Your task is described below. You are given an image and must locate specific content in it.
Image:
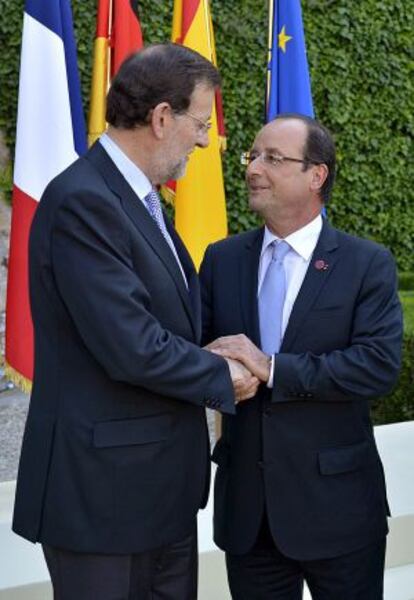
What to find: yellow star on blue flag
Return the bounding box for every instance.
[278,25,292,53]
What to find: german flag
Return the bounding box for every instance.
[163,0,227,270]
[88,0,143,145]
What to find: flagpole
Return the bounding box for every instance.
[203,0,213,61]
[266,0,274,118]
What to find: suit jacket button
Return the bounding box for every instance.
[257,461,265,469]
[263,408,271,417]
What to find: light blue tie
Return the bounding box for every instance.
[144,189,187,286]
[259,240,290,355]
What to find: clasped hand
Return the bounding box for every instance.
[205,334,271,404]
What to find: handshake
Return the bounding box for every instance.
[205,334,271,404]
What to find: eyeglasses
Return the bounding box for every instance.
[241,151,320,168]
[181,110,212,134]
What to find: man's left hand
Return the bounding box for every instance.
[206,334,271,383]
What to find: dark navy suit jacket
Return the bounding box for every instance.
[13,142,235,554]
[200,221,402,560]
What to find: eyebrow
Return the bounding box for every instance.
[251,146,284,154]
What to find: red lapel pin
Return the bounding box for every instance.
[314,259,329,271]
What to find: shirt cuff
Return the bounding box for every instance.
[266,355,275,388]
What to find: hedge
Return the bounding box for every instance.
[371,294,414,425]
[398,272,414,292]
[1,0,413,269]
[0,0,413,423]
[372,335,414,425]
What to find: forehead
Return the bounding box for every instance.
[188,82,215,114]
[253,119,308,153]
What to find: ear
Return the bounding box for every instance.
[150,102,173,140]
[310,163,328,193]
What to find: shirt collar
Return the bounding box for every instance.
[261,214,323,261]
[99,132,152,200]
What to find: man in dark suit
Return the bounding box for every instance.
[200,114,403,599]
[12,44,258,599]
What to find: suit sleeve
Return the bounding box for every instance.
[273,248,403,402]
[51,190,235,413]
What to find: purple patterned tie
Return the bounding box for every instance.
[144,189,173,244]
[144,189,187,286]
[259,240,290,355]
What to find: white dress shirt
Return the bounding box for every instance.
[99,132,152,202]
[258,214,323,386]
[99,133,187,286]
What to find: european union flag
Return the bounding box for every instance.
[266,0,314,121]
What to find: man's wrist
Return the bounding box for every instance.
[266,354,275,388]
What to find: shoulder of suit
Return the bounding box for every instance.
[46,141,112,189]
[327,222,393,259]
[34,158,128,241]
[43,153,95,190]
[40,150,111,210]
[207,228,263,254]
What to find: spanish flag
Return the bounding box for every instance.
[88,0,143,145]
[165,0,227,270]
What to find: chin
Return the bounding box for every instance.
[174,167,187,180]
[167,160,187,182]
[248,196,264,213]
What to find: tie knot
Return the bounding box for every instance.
[271,240,290,263]
[144,189,162,211]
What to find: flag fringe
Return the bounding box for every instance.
[219,135,227,153]
[160,185,176,205]
[4,363,32,394]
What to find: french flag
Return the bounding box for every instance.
[5,0,86,388]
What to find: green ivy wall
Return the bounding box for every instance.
[0,0,413,267]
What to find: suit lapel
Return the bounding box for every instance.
[86,143,197,338]
[239,229,263,347]
[165,217,201,341]
[281,220,340,351]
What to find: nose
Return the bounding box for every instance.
[246,154,264,175]
[196,128,210,149]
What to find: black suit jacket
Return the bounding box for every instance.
[13,142,235,554]
[200,221,402,560]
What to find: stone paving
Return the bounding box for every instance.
[0,390,28,482]
[0,183,19,483]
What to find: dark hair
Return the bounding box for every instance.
[275,113,336,203]
[106,43,221,129]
